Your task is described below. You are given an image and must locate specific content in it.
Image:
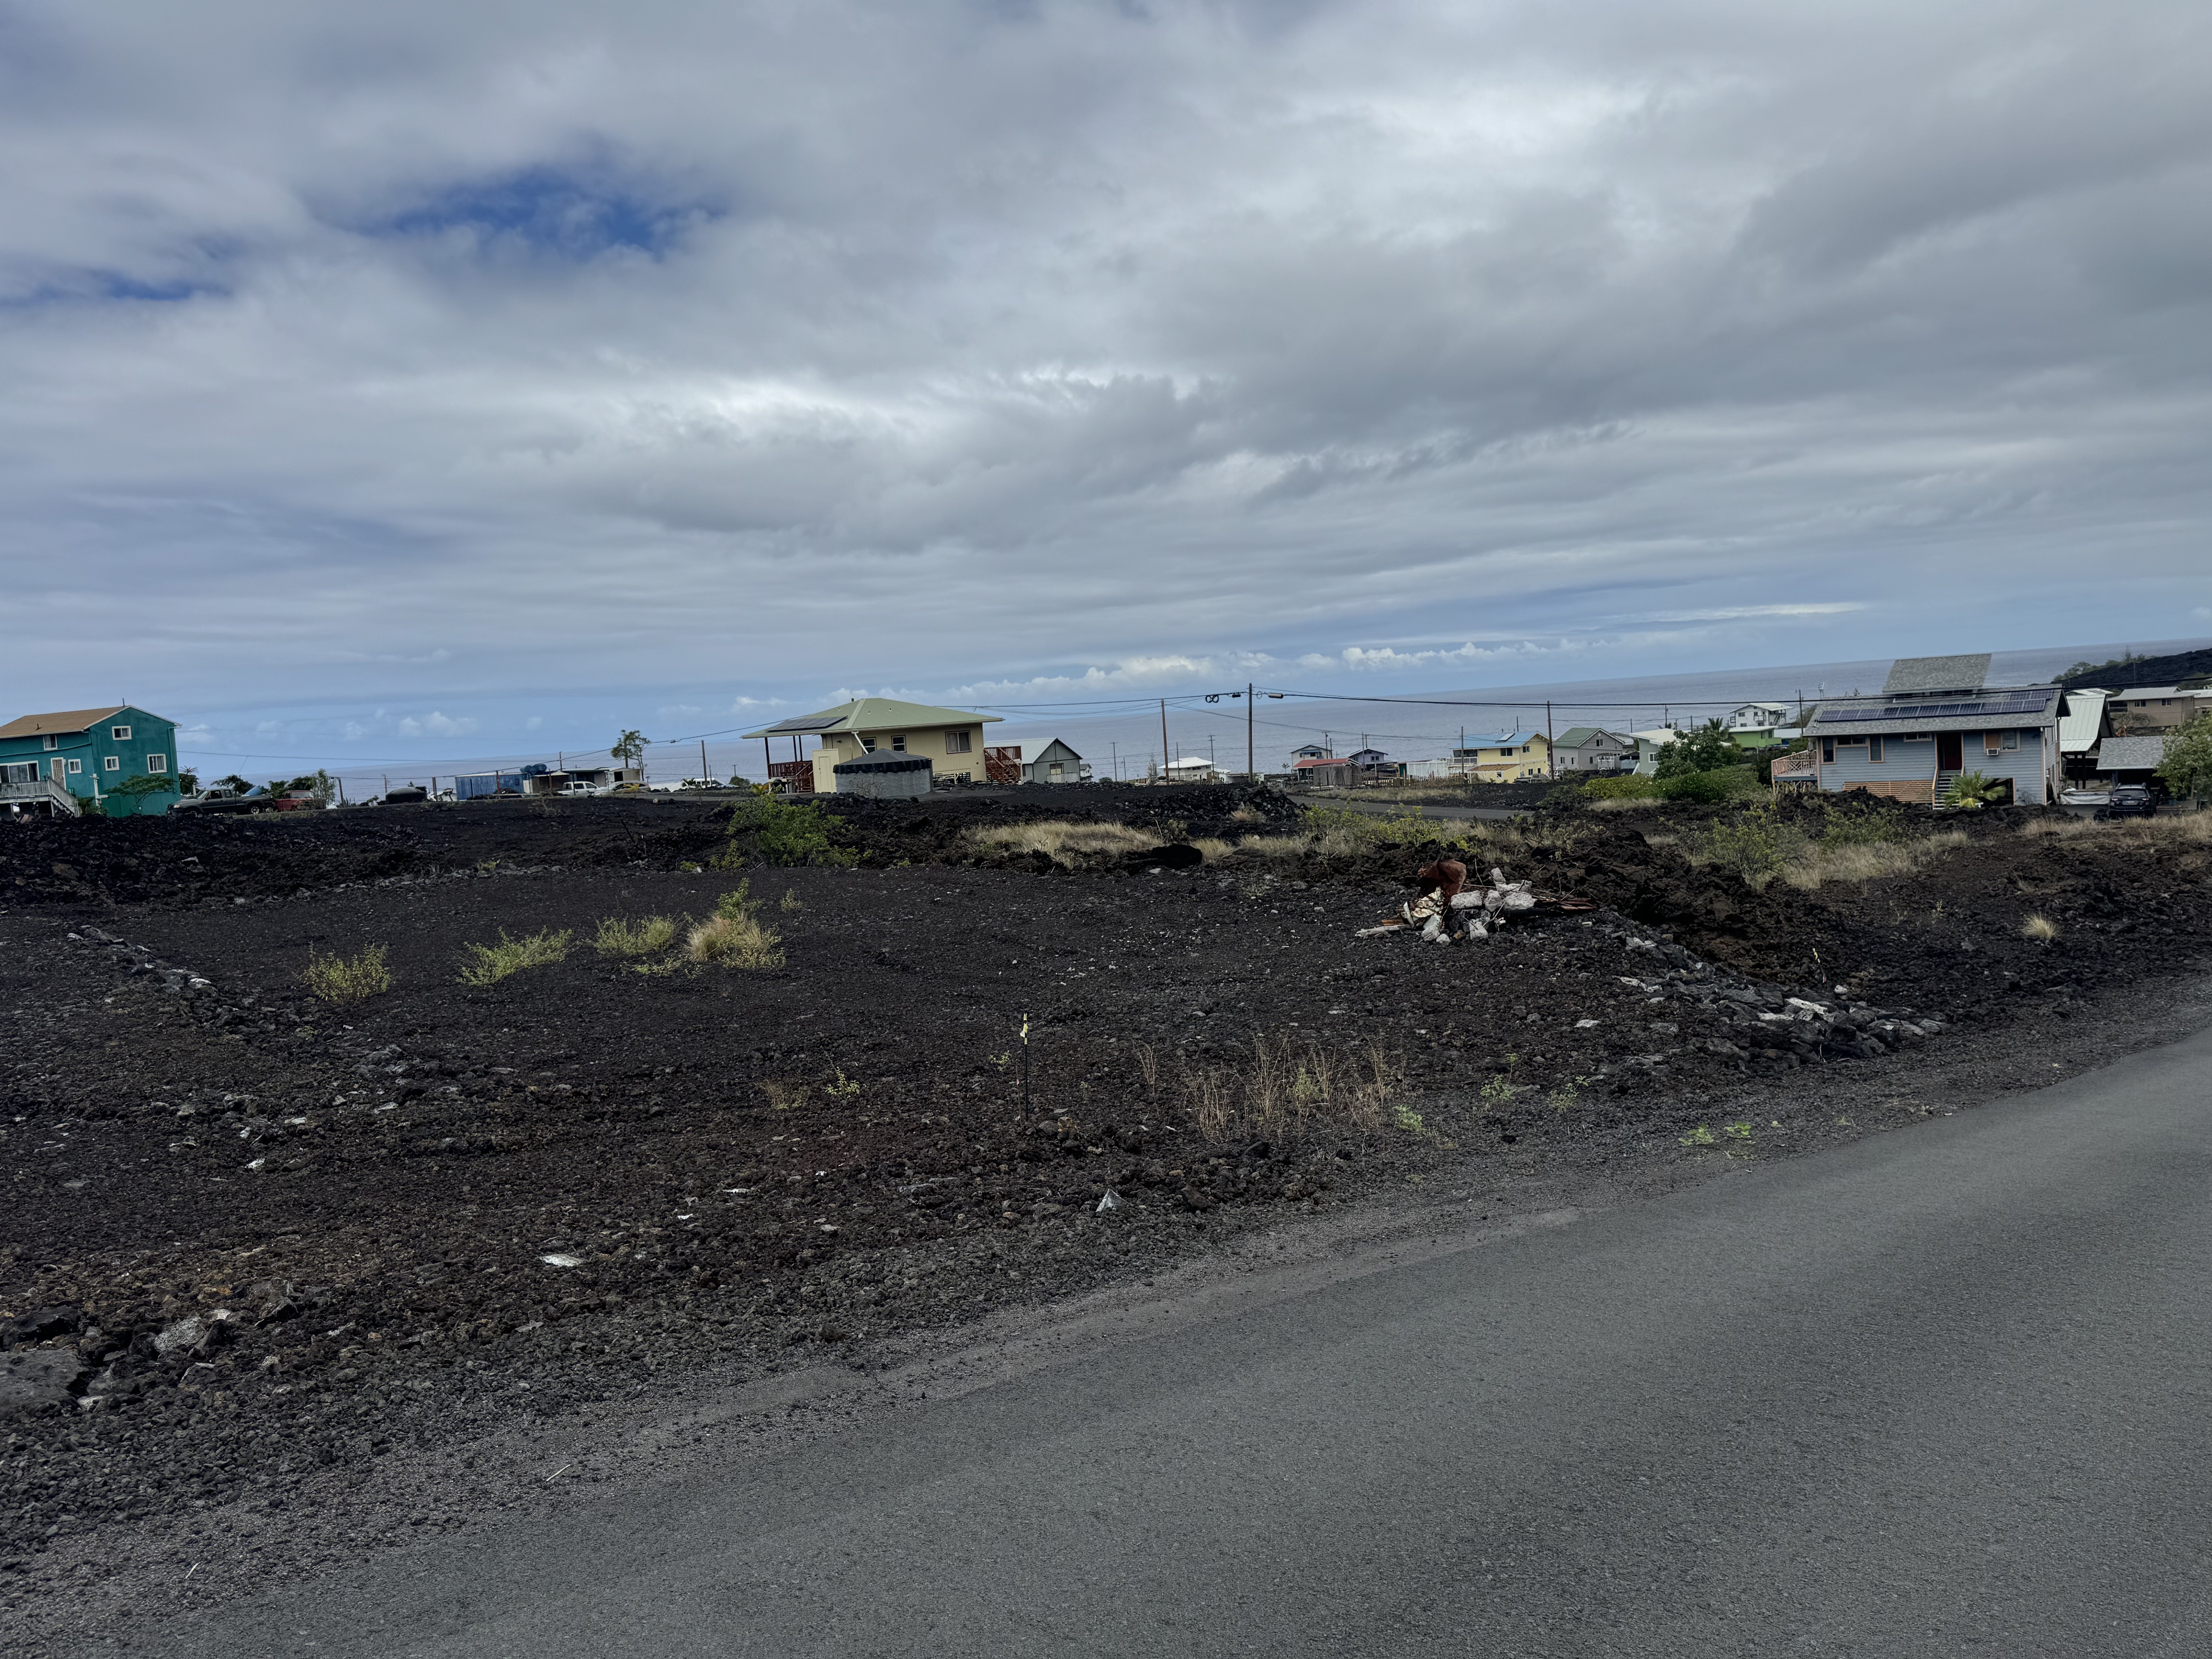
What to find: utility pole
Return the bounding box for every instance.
[1160,699,1170,783]
[761,737,771,778]
[701,739,710,785]
[1247,682,1255,779]
[1546,700,1556,779]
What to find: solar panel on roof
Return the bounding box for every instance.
[1814,691,2048,725]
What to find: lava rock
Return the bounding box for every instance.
[0,1308,79,1348]
[0,1349,88,1419]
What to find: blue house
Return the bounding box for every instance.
[0,705,182,817]
[1805,656,2062,807]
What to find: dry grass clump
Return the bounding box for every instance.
[1776,830,1968,890]
[592,915,677,957]
[2022,913,2060,942]
[1587,795,1672,813]
[687,883,784,969]
[688,912,783,969]
[301,944,391,1005]
[760,1079,808,1111]
[1144,1033,1405,1142]
[964,820,1158,858]
[1228,833,1309,862]
[2021,811,2212,847]
[458,928,572,986]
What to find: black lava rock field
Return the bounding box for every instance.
[4,784,2209,1646]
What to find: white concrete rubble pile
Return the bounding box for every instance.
[1357,867,1537,945]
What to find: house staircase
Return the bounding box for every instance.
[0,777,81,817]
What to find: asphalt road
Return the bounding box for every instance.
[155,1027,2212,1657]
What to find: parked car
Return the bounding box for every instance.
[174,787,276,816]
[2097,783,2158,820]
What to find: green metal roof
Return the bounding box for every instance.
[742,697,1002,740]
[1553,726,1631,748]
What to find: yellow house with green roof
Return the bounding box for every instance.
[743,698,1004,792]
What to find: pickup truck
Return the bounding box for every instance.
[173,788,278,816]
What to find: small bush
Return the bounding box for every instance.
[719,791,859,868]
[1655,766,1760,804]
[687,909,783,969]
[761,1079,807,1111]
[593,915,677,957]
[1582,774,1659,801]
[1817,807,1905,847]
[302,945,391,1005]
[1695,807,1807,886]
[780,888,804,912]
[458,928,572,986]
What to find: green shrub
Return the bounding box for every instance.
[1653,720,1741,778]
[2156,710,2212,802]
[1655,765,1759,804]
[459,928,572,986]
[302,945,392,1005]
[593,915,677,957]
[1697,808,1805,883]
[718,790,860,868]
[1582,774,1659,800]
[1817,806,1904,848]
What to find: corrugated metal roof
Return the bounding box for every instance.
[1553,726,1632,747]
[0,706,128,740]
[2096,735,2167,771]
[742,698,1002,739]
[1882,653,1992,695]
[2057,688,2107,754]
[1454,731,1540,750]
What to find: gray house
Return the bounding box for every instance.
[1805,654,2061,806]
[1022,739,1089,784]
[1552,726,1635,774]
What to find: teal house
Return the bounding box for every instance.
[0,705,182,817]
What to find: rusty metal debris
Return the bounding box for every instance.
[1357,862,1592,944]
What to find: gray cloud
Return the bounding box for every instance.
[1,0,2208,757]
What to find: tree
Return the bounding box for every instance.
[216,774,254,795]
[97,773,179,817]
[2156,711,2212,802]
[1653,719,1740,778]
[612,730,648,768]
[177,770,200,795]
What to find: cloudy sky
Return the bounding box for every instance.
[3,0,2208,777]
